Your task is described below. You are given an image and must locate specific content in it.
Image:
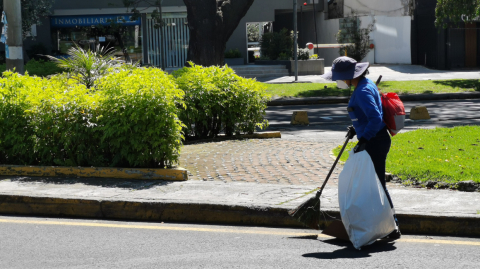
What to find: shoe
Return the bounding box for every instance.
[386,228,401,240]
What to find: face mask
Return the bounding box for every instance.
[336,80,349,89]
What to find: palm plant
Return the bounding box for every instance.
[46,44,123,88]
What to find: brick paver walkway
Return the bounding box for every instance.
[180,138,344,186]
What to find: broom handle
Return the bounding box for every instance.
[316,135,350,196]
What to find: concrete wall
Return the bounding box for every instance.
[310,13,411,66]
[344,0,411,17]
[364,15,412,64]
[320,0,412,65]
[311,12,341,66]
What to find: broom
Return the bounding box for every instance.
[288,133,352,229]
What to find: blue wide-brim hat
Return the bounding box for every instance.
[321,56,369,81]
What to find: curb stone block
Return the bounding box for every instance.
[291,111,309,125]
[242,131,281,139]
[410,106,431,120]
[0,165,188,181]
[1,195,480,236]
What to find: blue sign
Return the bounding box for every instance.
[51,14,141,28]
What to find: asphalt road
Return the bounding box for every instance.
[1,216,479,269]
[265,99,480,128]
[261,99,480,143]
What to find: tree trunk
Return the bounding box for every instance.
[114,32,131,63]
[183,0,254,66]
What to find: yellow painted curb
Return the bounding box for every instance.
[0,165,188,181]
[242,131,281,139]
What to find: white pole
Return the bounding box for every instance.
[4,0,24,74]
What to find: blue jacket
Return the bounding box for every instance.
[347,77,386,140]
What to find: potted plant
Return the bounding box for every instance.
[224,48,244,66]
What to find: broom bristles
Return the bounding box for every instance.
[289,135,350,230]
[288,191,322,230]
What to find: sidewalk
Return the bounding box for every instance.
[1,130,480,237]
[257,64,480,83]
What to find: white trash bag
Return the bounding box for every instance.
[338,149,396,249]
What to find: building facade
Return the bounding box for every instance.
[6,0,476,70]
[411,0,480,70]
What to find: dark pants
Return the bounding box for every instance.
[365,126,394,209]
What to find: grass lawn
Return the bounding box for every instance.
[264,79,480,98]
[332,126,480,184]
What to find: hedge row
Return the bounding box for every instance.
[0,64,270,168]
[0,59,65,77]
[173,64,269,138]
[0,67,184,168]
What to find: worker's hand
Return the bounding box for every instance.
[353,137,368,153]
[346,125,356,139]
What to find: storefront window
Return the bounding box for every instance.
[51,14,143,63]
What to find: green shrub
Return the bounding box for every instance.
[0,67,184,168]
[26,59,65,76]
[173,63,270,139]
[0,72,36,165]
[95,67,185,168]
[0,59,64,77]
[297,48,310,60]
[278,52,290,60]
[260,28,293,60]
[225,48,242,58]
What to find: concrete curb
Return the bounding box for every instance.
[219,131,281,139]
[1,194,479,237]
[0,165,188,181]
[267,92,480,106]
[184,131,281,145]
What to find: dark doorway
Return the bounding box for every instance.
[465,23,477,68]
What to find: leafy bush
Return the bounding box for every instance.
[297,48,310,60]
[0,67,184,168]
[173,63,270,139]
[278,52,290,60]
[95,67,184,168]
[260,28,292,60]
[26,59,65,76]
[225,48,242,58]
[46,44,124,88]
[336,12,374,62]
[0,59,64,77]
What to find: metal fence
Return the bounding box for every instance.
[146,15,189,68]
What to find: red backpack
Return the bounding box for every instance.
[376,76,405,136]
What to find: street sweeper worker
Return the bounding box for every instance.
[323,56,401,239]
